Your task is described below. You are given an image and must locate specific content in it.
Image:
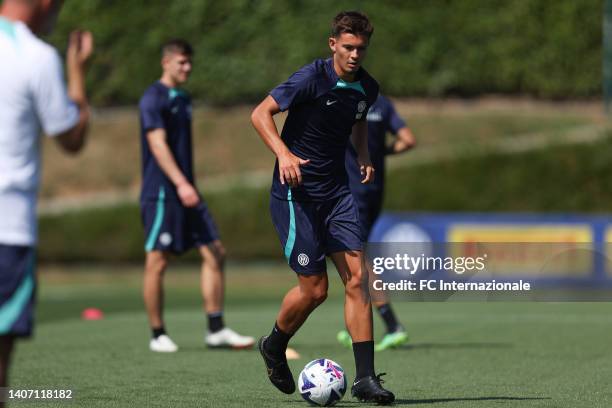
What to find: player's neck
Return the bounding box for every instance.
[332,61,357,83]
[159,75,179,89]
[0,4,33,28]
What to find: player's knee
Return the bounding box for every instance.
[344,269,365,292]
[202,242,226,270]
[215,244,227,265]
[308,285,328,306]
[146,252,168,273]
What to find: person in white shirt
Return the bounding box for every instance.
[0,0,93,394]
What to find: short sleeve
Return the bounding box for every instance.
[139,89,165,131]
[32,49,79,137]
[386,101,406,134]
[269,64,318,112]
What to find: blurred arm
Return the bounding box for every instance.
[351,120,374,184]
[387,127,416,155]
[250,96,285,154]
[250,95,309,187]
[55,31,94,154]
[146,128,199,207]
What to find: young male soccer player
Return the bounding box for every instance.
[338,94,416,351]
[251,11,395,404]
[139,39,254,353]
[0,0,93,396]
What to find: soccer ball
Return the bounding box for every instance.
[298,358,347,406]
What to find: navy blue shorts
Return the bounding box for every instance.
[141,199,220,254]
[352,190,383,240]
[270,192,363,275]
[0,245,36,338]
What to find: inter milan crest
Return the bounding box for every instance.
[297,253,310,266]
[159,232,173,246]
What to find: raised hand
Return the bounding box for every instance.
[67,30,94,67]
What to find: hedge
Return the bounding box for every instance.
[49,0,602,105]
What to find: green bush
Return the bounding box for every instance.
[49,0,602,105]
[385,133,612,212]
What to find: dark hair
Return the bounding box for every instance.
[331,11,373,39]
[161,39,193,57]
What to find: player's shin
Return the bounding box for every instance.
[343,267,373,342]
[345,292,375,379]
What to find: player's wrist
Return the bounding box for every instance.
[175,180,190,189]
[358,154,372,166]
[276,149,293,161]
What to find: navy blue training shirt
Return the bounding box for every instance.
[139,81,194,203]
[269,58,379,202]
[346,94,406,195]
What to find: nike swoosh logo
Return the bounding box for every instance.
[326,100,337,106]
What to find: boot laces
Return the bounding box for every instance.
[375,373,387,384]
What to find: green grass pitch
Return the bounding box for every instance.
[9,264,612,407]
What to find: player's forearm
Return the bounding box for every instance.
[67,63,88,108]
[65,31,92,109]
[63,52,90,152]
[54,93,90,154]
[351,123,371,163]
[251,104,290,158]
[149,142,190,187]
[387,127,416,155]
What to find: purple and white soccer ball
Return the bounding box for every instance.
[298,358,347,406]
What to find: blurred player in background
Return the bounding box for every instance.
[0,0,93,396]
[338,94,416,351]
[251,11,395,404]
[139,39,254,353]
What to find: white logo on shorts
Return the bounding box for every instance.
[159,232,173,246]
[297,253,309,266]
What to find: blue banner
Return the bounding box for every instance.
[369,212,612,286]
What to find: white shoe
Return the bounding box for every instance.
[205,327,255,349]
[285,347,301,360]
[149,334,178,352]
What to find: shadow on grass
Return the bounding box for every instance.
[392,396,551,405]
[398,342,512,350]
[173,346,257,353]
[171,342,513,363]
[338,396,549,406]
